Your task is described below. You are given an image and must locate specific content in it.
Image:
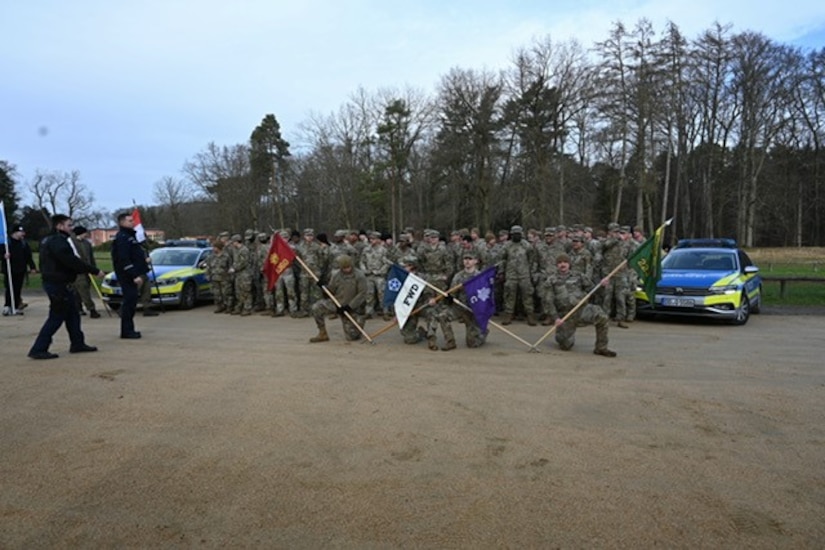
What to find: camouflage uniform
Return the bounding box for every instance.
[230,237,254,315]
[252,232,269,312]
[543,257,615,356]
[625,231,641,321]
[601,224,629,324]
[498,225,537,325]
[328,230,358,281]
[448,251,487,348]
[219,232,236,313]
[271,231,299,317]
[204,241,232,313]
[296,229,328,317]
[417,230,456,350]
[310,255,368,342]
[360,232,391,319]
[396,256,427,345]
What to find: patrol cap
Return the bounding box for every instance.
[510,225,523,234]
[258,232,269,241]
[303,228,315,236]
[400,255,419,267]
[279,230,290,239]
[231,234,242,242]
[218,231,230,238]
[556,253,571,264]
[462,249,478,260]
[620,225,631,234]
[244,228,255,237]
[584,226,593,233]
[369,230,381,239]
[571,235,583,243]
[498,229,509,237]
[12,225,25,233]
[607,222,620,231]
[543,226,556,235]
[556,224,567,233]
[337,254,353,269]
[334,229,347,238]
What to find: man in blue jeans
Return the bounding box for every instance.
[111,212,150,339]
[28,214,105,360]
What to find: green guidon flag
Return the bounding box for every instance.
[627,219,672,303]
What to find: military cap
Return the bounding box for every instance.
[400,255,419,267]
[403,226,415,234]
[572,223,584,231]
[244,228,255,237]
[258,232,269,241]
[334,229,348,238]
[279,230,290,239]
[619,225,631,233]
[303,228,315,236]
[218,231,230,238]
[571,235,583,242]
[337,254,353,269]
[369,230,382,239]
[556,224,567,233]
[607,222,620,231]
[556,253,571,264]
[543,226,556,235]
[73,225,88,236]
[230,234,242,242]
[424,229,440,238]
[510,225,524,234]
[584,226,593,234]
[462,249,478,259]
[498,229,509,237]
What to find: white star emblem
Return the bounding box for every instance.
[388,278,402,292]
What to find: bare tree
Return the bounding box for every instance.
[28,169,96,225]
[153,176,193,237]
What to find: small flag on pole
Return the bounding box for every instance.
[131,207,146,243]
[0,201,7,245]
[628,218,672,303]
[383,264,409,310]
[264,233,296,291]
[462,265,497,332]
[394,271,426,329]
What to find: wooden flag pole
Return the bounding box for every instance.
[367,282,463,340]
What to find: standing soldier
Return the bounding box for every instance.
[361,231,392,320]
[70,226,101,318]
[205,239,231,313]
[216,231,235,314]
[251,232,269,312]
[309,255,368,343]
[498,225,537,326]
[229,234,253,316]
[417,229,456,350]
[544,254,617,357]
[600,223,630,328]
[296,228,328,317]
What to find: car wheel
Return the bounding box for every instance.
[751,286,762,314]
[732,291,750,325]
[180,281,197,310]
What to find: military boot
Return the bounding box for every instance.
[310,328,329,343]
[501,313,513,325]
[89,308,101,319]
[527,313,537,326]
[427,336,439,351]
[594,348,617,357]
[214,306,226,314]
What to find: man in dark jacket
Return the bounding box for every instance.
[112,212,149,339]
[3,225,37,315]
[28,215,104,360]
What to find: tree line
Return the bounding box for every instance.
[3,19,824,247]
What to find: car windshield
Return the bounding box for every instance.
[150,249,199,266]
[663,251,737,271]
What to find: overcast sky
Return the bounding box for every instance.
[2,0,824,215]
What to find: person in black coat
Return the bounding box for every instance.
[3,225,37,315]
[111,212,149,339]
[28,215,105,360]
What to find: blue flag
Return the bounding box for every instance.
[0,201,7,245]
[463,265,497,333]
[383,264,409,310]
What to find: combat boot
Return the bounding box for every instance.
[240,310,251,317]
[214,306,226,314]
[427,336,439,351]
[594,348,617,357]
[616,321,629,329]
[89,308,101,319]
[527,313,537,326]
[310,328,329,343]
[442,340,457,351]
[501,313,513,325]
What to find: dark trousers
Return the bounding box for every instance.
[120,280,139,336]
[4,270,26,308]
[29,282,86,353]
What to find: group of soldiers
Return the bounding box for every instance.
[202,222,645,355]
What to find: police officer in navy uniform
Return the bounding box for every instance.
[112,212,150,339]
[27,215,104,359]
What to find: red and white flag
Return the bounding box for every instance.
[131,207,146,243]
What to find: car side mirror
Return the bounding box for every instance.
[744,265,759,274]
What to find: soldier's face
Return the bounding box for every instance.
[557,261,570,273]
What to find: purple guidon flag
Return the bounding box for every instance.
[462,265,497,333]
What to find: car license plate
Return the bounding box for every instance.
[663,297,694,307]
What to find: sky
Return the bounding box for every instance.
[2,0,824,215]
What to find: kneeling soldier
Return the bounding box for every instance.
[544,254,617,357]
[310,255,368,342]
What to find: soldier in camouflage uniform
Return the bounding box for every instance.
[544,254,617,357]
[488,229,509,314]
[217,231,235,314]
[395,255,428,345]
[360,231,392,320]
[229,234,254,316]
[417,229,457,350]
[328,230,358,281]
[309,255,368,343]
[625,225,644,322]
[498,225,537,326]
[204,239,231,313]
[600,223,630,328]
[296,228,328,317]
[252,232,269,312]
[447,249,487,348]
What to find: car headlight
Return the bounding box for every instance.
[156,277,180,287]
[709,284,739,295]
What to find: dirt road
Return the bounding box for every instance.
[2,297,823,548]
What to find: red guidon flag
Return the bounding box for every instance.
[264,233,296,290]
[131,207,146,243]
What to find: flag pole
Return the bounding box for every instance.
[367,281,463,340]
[88,273,116,317]
[418,277,535,351]
[132,201,164,314]
[293,255,374,344]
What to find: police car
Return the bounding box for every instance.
[101,246,213,309]
[636,239,762,325]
